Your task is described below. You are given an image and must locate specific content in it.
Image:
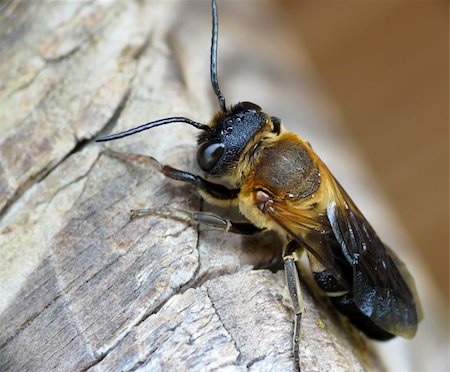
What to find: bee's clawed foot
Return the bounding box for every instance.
[129,206,193,223]
[100,148,162,172]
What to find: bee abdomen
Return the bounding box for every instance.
[313,271,395,340]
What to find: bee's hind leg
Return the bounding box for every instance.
[283,240,304,372]
[131,207,263,235]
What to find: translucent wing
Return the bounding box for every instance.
[327,179,423,338]
[263,197,351,290]
[262,171,422,338]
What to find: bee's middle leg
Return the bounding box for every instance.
[131,207,263,235]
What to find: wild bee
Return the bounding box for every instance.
[97,0,423,370]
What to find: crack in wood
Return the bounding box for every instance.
[206,286,243,366]
[0,85,130,224]
[69,225,201,370]
[34,151,101,211]
[48,254,96,359]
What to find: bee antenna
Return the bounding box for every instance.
[95,117,210,142]
[211,0,226,112]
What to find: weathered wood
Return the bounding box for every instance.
[0,1,446,371]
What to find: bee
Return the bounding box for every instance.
[96,0,423,370]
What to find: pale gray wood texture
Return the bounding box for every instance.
[0,1,446,371]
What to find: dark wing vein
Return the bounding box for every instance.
[265,201,350,289]
[327,180,422,338]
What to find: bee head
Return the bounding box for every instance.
[95,1,281,180]
[196,102,280,176]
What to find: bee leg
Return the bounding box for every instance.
[191,211,263,235]
[102,149,239,202]
[158,165,239,202]
[130,207,263,235]
[283,240,304,372]
[101,148,160,168]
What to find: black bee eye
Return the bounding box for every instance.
[197,140,224,171]
[271,116,281,134]
[238,101,261,112]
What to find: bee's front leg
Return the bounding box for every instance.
[101,148,239,204]
[283,240,304,372]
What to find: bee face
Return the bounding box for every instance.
[196,102,268,176]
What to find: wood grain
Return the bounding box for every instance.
[0,1,444,371]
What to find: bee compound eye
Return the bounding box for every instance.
[238,101,261,112]
[197,140,225,171]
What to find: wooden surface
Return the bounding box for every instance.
[0,1,446,371]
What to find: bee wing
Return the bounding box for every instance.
[264,199,350,290]
[263,171,422,338]
[326,178,423,338]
